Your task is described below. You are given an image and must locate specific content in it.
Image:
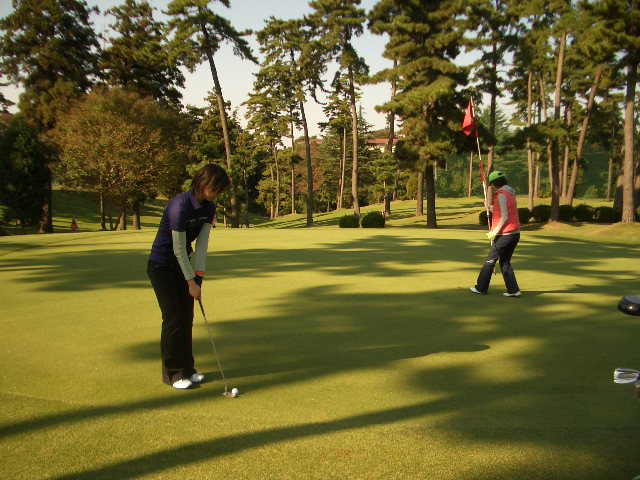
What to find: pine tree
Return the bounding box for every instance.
[0,116,52,234]
[368,0,468,228]
[245,70,289,218]
[308,0,368,220]
[101,0,185,109]
[256,16,325,225]
[563,2,617,205]
[591,0,640,223]
[320,73,352,210]
[166,0,257,228]
[0,0,100,232]
[466,0,516,174]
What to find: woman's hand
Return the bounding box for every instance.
[187,279,201,299]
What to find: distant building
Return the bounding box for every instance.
[365,137,397,153]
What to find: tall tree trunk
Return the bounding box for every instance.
[269,165,275,219]
[567,64,602,205]
[291,167,295,215]
[338,126,346,209]
[634,155,640,207]
[621,66,637,222]
[535,160,541,198]
[622,9,638,223]
[348,66,360,219]
[200,20,239,228]
[243,172,250,227]
[132,202,140,230]
[425,164,437,228]
[416,172,423,216]
[38,171,53,233]
[299,100,313,226]
[275,148,280,218]
[290,120,296,214]
[118,201,127,230]
[99,191,107,231]
[548,30,566,222]
[607,126,615,201]
[384,61,397,216]
[561,104,572,200]
[538,78,552,202]
[527,70,534,211]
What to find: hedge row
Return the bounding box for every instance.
[340,211,386,228]
[479,204,629,225]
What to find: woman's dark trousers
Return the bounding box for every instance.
[475,233,520,294]
[147,259,195,384]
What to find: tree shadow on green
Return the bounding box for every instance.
[36,281,640,479]
[1,231,638,297]
[2,231,640,478]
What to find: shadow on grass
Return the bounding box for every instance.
[2,231,640,478]
[11,280,640,479]
[1,229,639,295]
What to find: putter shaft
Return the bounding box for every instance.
[197,298,229,392]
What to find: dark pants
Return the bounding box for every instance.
[147,259,196,385]
[475,233,520,294]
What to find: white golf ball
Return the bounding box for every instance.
[231,387,239,395]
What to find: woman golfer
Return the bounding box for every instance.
[470,171,521,297]
[148,164,231,389]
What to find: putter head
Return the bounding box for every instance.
[618,294,640,316]
[223,391,238,398]
[613,368,640,384]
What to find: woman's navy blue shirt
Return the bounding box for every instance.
[149,190,216,264]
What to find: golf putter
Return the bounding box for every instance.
[197,298,238,398]
[613,368,640,399]
[614,298,640,398]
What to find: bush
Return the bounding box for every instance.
[531,204,551,222]
[360,211,385,228]
[517,207,531,224]
[574,204,595,222]
[339,214,359,228]
[636,206,640,221]
[594,206,622,223]
[581,185,601,199]
[479,210,488,226]
[558,204,574,222]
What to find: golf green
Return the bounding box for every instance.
[1,227,639,479]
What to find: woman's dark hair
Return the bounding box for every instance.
[491,176,508,188]
[191,164,231,200]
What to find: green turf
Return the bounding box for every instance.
[1,225,640,479]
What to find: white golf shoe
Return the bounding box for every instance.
[470,287,486,295]
[189,373,205,383]
[172,378,192,389]
[503,291,522,297]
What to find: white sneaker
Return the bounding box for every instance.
[190,373,205,383]
[172,379,192,389]
[503,291,521,297]
[470,287,486,295]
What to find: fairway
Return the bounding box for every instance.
[1,227,640,479]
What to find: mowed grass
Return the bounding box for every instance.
[1,224,640,479]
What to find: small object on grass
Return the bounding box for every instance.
[618,294,640,316]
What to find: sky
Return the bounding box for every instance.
[0,0,395,137]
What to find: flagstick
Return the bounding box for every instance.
[470,99,490,234]
[470,99,496,275]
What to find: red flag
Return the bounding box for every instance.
[461,101,475,136]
